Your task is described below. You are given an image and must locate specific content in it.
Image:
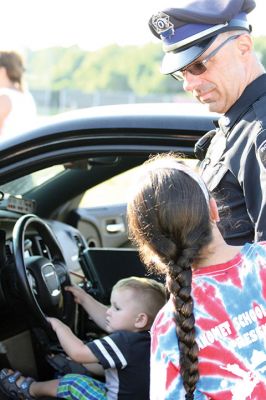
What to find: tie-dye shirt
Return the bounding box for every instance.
[150,242,266,400]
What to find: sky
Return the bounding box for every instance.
[0,0,265,53]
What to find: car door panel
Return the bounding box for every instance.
[72,204,129,248]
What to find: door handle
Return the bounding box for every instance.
[106,223,125,233]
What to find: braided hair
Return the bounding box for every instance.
[127,154,213,399]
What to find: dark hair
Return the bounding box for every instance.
[127,153,213,399]
[0,51,25,90]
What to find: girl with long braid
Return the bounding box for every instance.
[127,153,266,399]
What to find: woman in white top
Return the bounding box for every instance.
[0,51,37,139]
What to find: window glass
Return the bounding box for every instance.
[1,165,65,196]
[79,158,199,208]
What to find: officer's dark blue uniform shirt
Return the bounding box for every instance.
[200,73,266,245]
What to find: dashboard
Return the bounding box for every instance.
[0,192,36,214]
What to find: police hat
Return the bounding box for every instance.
[149,0,256,74]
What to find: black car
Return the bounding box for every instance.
[0,102,217,394]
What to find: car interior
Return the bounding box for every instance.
[0,151,179,398]
[0,100,215,398]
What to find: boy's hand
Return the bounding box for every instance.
[65,284,107,331]
[65,284,88,305]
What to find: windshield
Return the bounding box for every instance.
[0,165,65,196]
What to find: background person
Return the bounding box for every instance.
[148,0,266,245]
[0,51,37,139]
[127,153,266,400]
[0,276,166,400]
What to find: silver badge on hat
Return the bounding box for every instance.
[151,12,174,38]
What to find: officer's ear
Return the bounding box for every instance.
[209,197,220,223]
[236,33,253,57]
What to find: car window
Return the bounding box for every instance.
[1,165,65,196]
[79,157,199,208]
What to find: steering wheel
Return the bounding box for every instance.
[12,214,76,335]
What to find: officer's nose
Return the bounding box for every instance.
[183,71,204,93]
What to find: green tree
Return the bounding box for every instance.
[254,36,266,69]
[26,43,184,95]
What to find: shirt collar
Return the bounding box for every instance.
[216,73,266,135]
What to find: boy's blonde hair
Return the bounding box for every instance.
[113,276,167,326]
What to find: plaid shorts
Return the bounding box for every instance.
[57,373,107,400]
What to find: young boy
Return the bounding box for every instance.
[0,276,166,399]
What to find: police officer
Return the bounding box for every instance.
[148,0,266,245]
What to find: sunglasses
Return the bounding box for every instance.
[171,34,241,81]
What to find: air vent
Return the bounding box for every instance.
[73,234,85,252]
[36,236,51,259]
[5,243,13,265]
